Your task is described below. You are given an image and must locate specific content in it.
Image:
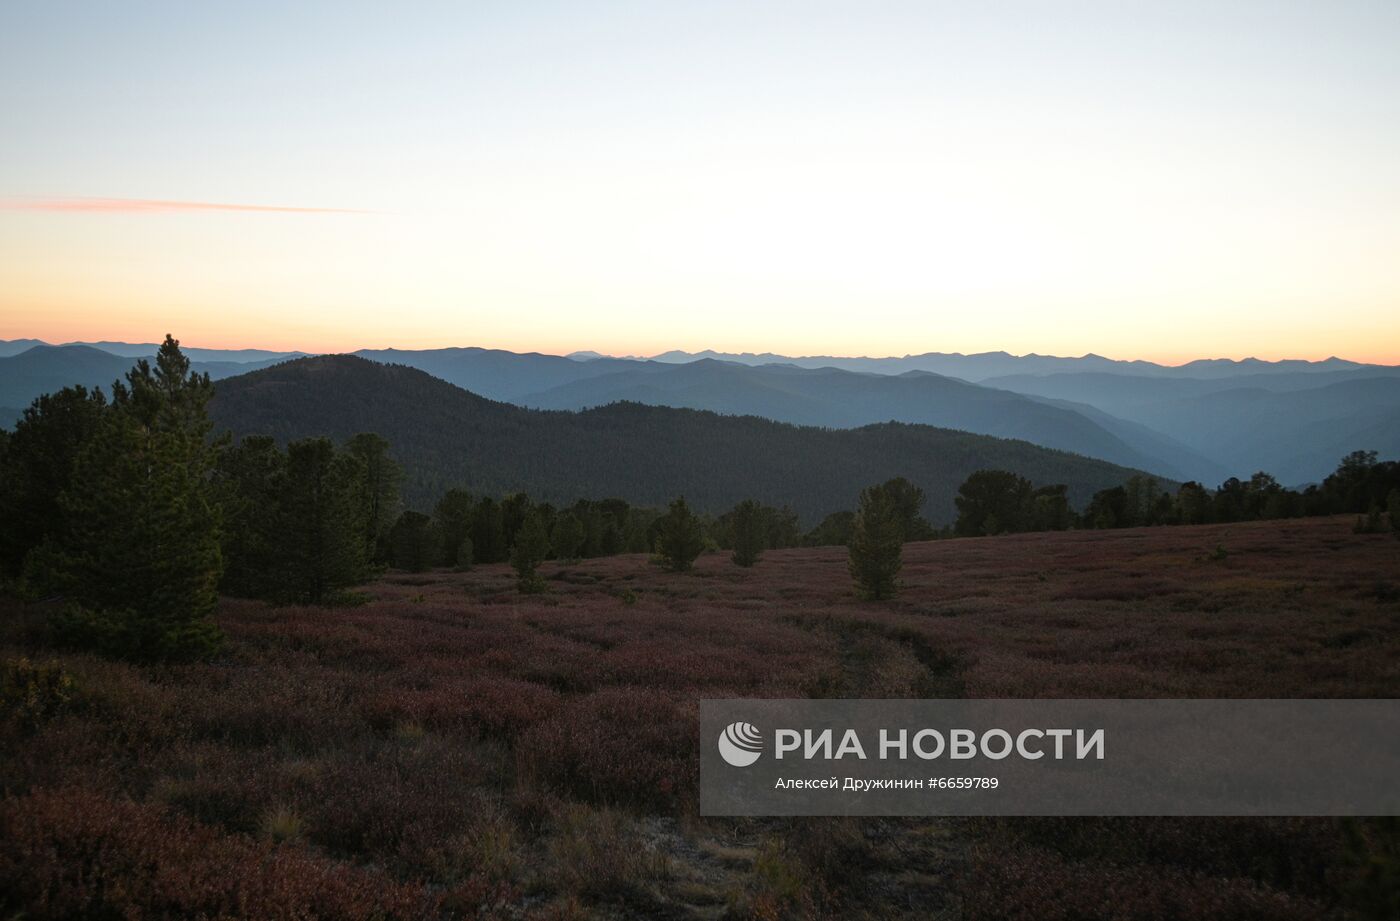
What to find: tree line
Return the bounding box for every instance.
[2,336,1394,660]
[951,456,1400,538]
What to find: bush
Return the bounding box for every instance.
[0,787,438,920]
[1,657,75,732]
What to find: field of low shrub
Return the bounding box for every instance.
[2,515,1397,919]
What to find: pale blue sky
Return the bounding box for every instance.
[2,1,1399,360]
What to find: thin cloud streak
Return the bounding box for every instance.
[0,196,370,214]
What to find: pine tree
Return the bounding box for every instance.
[455,536,474,572]
[432,488,475,567]
[273,438,368,603]
[655,496,705,572]
[42,335,224,660]
[510,509,550,593]
[551,512,585,562]
[345,433,401,564]
[472,497,507,563]
[848,483,903,600]
[388,510,439,572]
[212,435,286,598]
[730,499,765,567]
[0,385,108,577]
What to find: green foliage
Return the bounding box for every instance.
[804,510,855,547]
[471,497,507,564]
[212,435,285,598]
[345,432,402,564]
[510,508,551,593]
[873,476,933,541]
[551,512,585,562]
[388,510,439,572]
[1,657,75,733]
[0,385,108,577]
[36,335,224,661]
[955,470,1035,536]
[654,497,704,572]
[729,499,765,567]
[1174,481,1213,525]
[848,483,902,600]
[1389,489,1400,540]
[455,536,474,572]
[432,488,475,567]
[273,437,368,604]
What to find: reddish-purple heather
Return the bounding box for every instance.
[2,515,1395,919]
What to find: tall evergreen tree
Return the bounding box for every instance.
[551,512,585,562]
[41,335,224,660]
[874,477,933,541]
[273,438,367,603]
[212,435,286,598]
[955,470,1034,536]
[729,499,765,567]
[471,497,507,563]
[510,509,550,593]
[432,488,475,567]
[388,510,439,572]
[0,385,108,577]
[655,496,705,572]
[848,483,903,600]
[345,433,401,564]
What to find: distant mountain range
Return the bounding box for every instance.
[3,338,1397,486]
[573,348,1379,382]
[206,355,1158,523]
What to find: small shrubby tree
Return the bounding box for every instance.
[655,497,704,572]
[511,509,551,593]
[729,499,765,567]
[39,336,224,661]
[455,536,474,572]
[1390,489,1400,540]
[848,483,903,600]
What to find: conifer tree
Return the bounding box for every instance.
[655,496,705,572]
[212,435,286,598]
[551,512,585,562]
[43,335,224,660]
[388,510,439,572]
[848,483,903,600]
[273,437,367,603]
[510,509,550,593]
[432,488,475,567]
[0,385,108,577]
[345,433,401,564]
[729,499,765,567]
[472,497,507,563]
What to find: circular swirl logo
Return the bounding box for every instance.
[718,721,763,767]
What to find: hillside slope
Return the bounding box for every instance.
[208,355,1163,523]
[517,359,1189,478]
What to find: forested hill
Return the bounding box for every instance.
[208,355,1164,524]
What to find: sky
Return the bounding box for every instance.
[2,1,1399,363]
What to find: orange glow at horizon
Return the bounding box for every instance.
[3,305,1397,367]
